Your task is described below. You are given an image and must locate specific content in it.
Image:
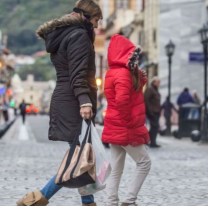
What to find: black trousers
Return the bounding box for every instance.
[147,112,160,145]
[3,111,9,122]
[22,114,26,124]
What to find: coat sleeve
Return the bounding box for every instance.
[177,94,181,106]
[114,70,135,128]
[67,31,92,106]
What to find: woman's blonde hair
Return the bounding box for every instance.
[37,0,102,40]
[76,0,103,19]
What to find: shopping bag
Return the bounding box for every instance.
[55,120,96,188]
[78,121,111,195]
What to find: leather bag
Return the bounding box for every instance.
[55,120,96,188]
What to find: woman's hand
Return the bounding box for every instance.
[80,106,93,120]
[141,70,147,78]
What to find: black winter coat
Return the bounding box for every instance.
[43,24,97,142]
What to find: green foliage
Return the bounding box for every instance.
[16,55,56,81]
[0,0,77,54]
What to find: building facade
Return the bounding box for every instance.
[159,0,206,103]
[105,0,142,39]
[95,0,142,91]
[103,0,160,83]
[143,0,160,82]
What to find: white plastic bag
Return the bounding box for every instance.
[78,120,111,196]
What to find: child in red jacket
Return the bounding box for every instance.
[102,35,151,206]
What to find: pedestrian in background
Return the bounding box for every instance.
[2,98,9,122]
[177,88,194,106]
[191,90,201,119]
[17,1,102,206]
[192,90,200,105]
[95,91,105,123]
[102,35,151,206]
[177,88,194,119]
[161,96,178,128]
[19,99,28,124]
[144,76,161,148]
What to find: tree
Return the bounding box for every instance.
[17,55,56,81]
[0,0,77,54]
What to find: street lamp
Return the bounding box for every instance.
[165,40,175,135]
[96,78,102,87]
[199,23,208,143]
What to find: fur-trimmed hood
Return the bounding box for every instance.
[36,14,93,53]
[36,14,85,40]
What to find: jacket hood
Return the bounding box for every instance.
[36,15,93,53]
[108,34,142,70]
[44,26,78,53]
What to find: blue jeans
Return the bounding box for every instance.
[40,144,94,205]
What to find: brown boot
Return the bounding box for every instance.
[82,203,97,206]
[16,191,49,206]
[121,203,137,206]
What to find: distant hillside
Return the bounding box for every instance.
[0,0,77,54]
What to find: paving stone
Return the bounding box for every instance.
[0,116,208,206]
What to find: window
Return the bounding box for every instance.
[138,31,144,47]
[207,7,208,21]
[138,31,142,45]
[142,0,145,11]
[154,65,158,76]
[153,29,157,43]
[116,0,129,9]
[30,95,33,100]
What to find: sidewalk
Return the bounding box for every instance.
[0,117,208,206]
[0,108,17,138]
[0,108,15,125]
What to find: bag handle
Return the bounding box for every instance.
[70,120,92,179]
[82,120,92,144]
[88,126,92,143]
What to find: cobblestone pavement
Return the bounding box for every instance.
[0,116,208,206]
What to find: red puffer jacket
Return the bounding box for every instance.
[102,35,150,146]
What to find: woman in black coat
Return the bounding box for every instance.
[16,1,102,206]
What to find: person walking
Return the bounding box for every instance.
[102,35,151,206]
[144,76,161,148]
[16,1,102,206]
[177,88,194,106]
[2,98,9,122]
[177,88,194,119]
[19,100,29,124]
[191,90,201,119]
[161,96,178,128]
[192,90,201,105]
